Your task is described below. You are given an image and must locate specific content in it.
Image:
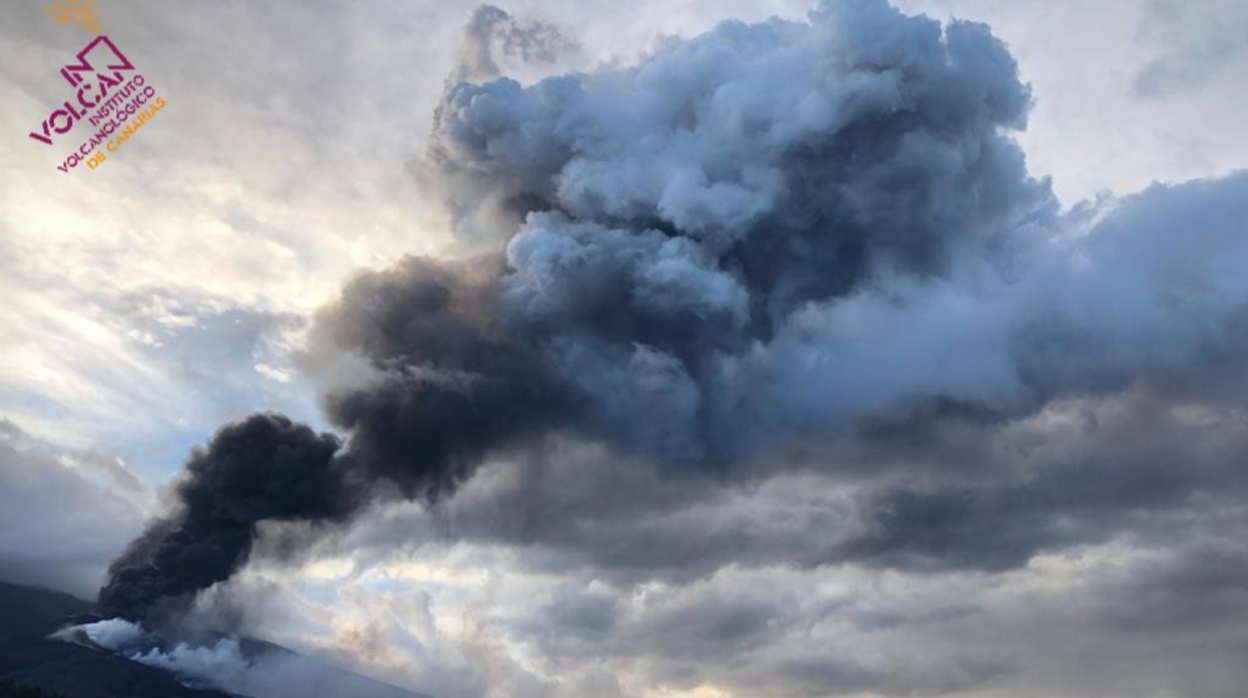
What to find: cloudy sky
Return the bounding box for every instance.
[2,1,1247,697]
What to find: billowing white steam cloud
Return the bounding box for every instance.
[420,0,1248,465]
[72,618,421,698]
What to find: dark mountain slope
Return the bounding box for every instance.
[0,580,240,698]
[0,677,66,698]
[0,582,92,642]
[0,579,432,698]
[0,639,234,698]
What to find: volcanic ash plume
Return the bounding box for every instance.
[98,415,351,618]
[99,0,1248,620]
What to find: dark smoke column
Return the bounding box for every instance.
[98,414,350,620]
[99,0,1065,619]
[98,258,573,619]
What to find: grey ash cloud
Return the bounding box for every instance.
[317,255,578,502]
[455,4,581,83]
[420,0,1060,465]
[97,12,1248,691]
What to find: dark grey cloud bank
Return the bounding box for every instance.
[99,10,1248,695]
